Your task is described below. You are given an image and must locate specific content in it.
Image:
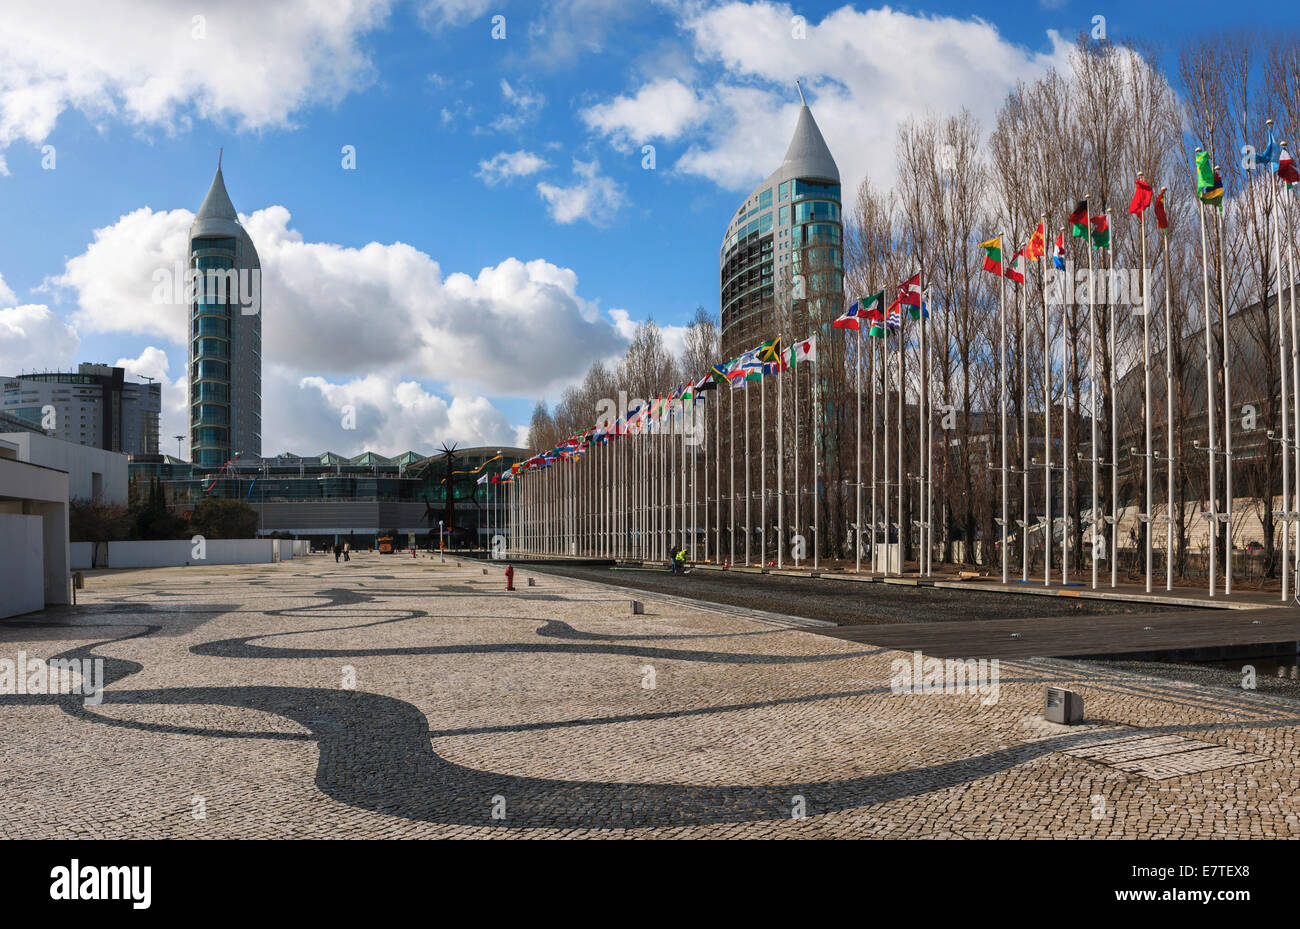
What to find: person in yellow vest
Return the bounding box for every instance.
[672,547,687,575]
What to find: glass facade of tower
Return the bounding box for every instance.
[190,238,236,467]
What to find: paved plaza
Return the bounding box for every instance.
[1,554,1298,838]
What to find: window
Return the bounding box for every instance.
[779,181,789,201]
[759,212,773,234]
[758,188,773,209]
[793,179,841,203]
[779,205,789,226]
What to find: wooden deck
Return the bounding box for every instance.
[812,607,1300,659]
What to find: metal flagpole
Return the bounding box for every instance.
[1288,180,1299,579]
[1108,212,1118,589]
[1273,164,1288,601]
[1042,216,1053,586]
[729,380,735,566]
[693,396,700,563]
[745,378,751,566]
[1140,187,1153,593]
[761,372,767,566]
[1087,204,1099,590]
[813,346,820,570]
[1020,264,1029,582]
[701,394,707,563]
[794,348,801,560]
[897,309,904,576]
[856,323,863,572]
[1163,197,1174,591]
[1216,187,1233,596]
[1197,171,1218,597]
[921,288,931,577]
[884,314,891,575]
[1000,232,1009,584]
[778,350,785,569]
[1061,227,1070,585]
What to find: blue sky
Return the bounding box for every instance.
[1,0,1294,457]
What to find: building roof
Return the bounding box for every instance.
[195,163,239,223]
[778,104,839,184]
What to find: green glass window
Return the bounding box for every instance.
[779,181,789,201]
[758,188,773,209]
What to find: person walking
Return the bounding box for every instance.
[333,542,341,563]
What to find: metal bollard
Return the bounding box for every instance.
[630,600,644,615]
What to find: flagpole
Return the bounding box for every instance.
[794,347,801,560]
[884,313,892,574]
[1288,180,1300,581]
[1021,264,1029,583]
[1087,203,1099,591]
[1162,201,1174,591]
[1139,187,1153,592]
[813,346,820,571]
[761,373,767,566]
[1061,227,1070,586]
[1042,215,1052,587]
[745,378,751,566]
[856,323,863,573]
[729,381,735,567]
[1197,168,1217,598]
[1273,160,1288,601]
[1000,230,1009,584]
[896,310,904,576]
[694,396,700,563]
[778,350,785,569]
[921,288,931,577]
[1108,210,1118,589]
[1216,180,1233,596]
[871,331,879,572]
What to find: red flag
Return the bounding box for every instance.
[1128,176,1153,216]
[1154,187,1169,231]
[1025,221,1046,261]
[898,272,922,307]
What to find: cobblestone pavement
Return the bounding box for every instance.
[1,553,1297,838]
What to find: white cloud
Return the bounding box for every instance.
[585,2,1071,194]
[282,371,519,457]
[490,78,545,132]
[413,0,493,29]
[476,150,549,186]
[580,78,708,149]
[0,304,80,376]
[0,272,16,306]
[0,0,391,161]
[537,159,627,225]
[114,345,187,450]
[44,200,634,450]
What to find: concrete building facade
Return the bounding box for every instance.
[1,363,160,455]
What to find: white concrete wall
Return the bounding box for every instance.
[0,513,45,618]
[0,432,128,505]
[0,455,70,608]
[71,541,92,571]
[103,539,278,569]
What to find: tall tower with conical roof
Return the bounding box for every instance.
[719,89,842,360]
[189,153,262,467]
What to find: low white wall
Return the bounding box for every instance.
[0,513,45,618]
[71,542,92,571]
[101,539,278,569]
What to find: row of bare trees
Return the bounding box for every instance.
[520,32,1300,580]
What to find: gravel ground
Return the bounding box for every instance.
[534,564,1181,626]
[1091,655,1300,702]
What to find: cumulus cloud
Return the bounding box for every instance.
[536,159,627,225]
[580,78,708,150]
[0,304,81,376]
[584,2,1071,193]
[0,272,16,306]
[114,345,188,451]
[490,78,545,132]
[413,0,493,29]
[280,370,519,457]
[0,0,391,161]
[476,149,549,186]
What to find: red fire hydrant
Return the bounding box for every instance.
[505,564,515,591]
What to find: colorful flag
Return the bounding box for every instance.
[1154,188,1169,231]
[1278,148,1299,187]
[1068,200,1089,237]
[1195,150,1223,207]
[979,237,1004,275]
[1026,221,1046,261]
[1005,249,1026,284]
[898,272,923,307]
[710,363,731,386]
[832,309,861,330]
[757,337,783,364]
[911,289,932,320]
[1255,123,1279,173]
[1052,231,1066,271]
[1128,176,1153,216]
[886,297,902,330]
[1090,213,1110,249]
[789,335,817,366]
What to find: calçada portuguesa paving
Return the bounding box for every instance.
[0,553,1296,838]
